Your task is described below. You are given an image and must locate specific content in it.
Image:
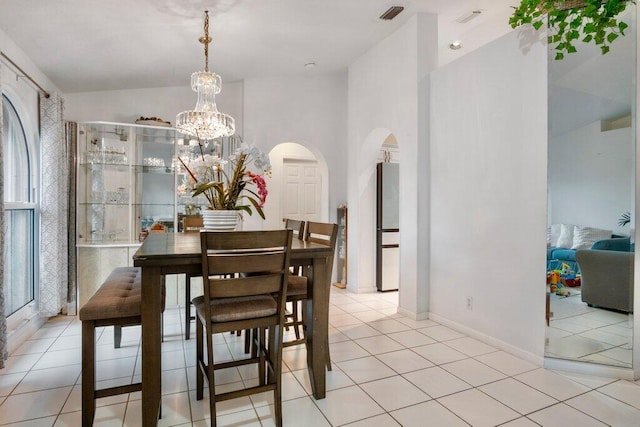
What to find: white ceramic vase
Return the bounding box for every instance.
[201,209,239,231]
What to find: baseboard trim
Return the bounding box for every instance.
[7,315,47,355]
[397,307,429,321]
[346,284,377,294]
[427,312,545,367]
[544,356,635,380]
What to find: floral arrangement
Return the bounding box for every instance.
[177,141,271,219]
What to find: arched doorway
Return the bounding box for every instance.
[349,129,401,294]
[263,142,329,231]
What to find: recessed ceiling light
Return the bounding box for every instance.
[449,41,463,50]
[304,62,316,69]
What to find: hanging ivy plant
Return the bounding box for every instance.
[509,0,634,60]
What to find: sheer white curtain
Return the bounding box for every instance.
[39,93,68,316]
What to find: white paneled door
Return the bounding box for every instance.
[282,159,321,222]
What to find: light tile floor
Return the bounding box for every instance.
[2,288,640,426]
[547,288,633,367]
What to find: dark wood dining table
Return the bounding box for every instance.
[133,232,333,426]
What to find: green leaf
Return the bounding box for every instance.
[607,32,619,43]
[192,181,220,197]
[236,205,253,215]
[582,34,593,43]
[567,45,577,53]
[247,197,266,219]
[555,52,564,60]
[601,45,610,55]
[619,21,629,33]
[533,20,543,30]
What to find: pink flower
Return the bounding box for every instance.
[246,171,268,207]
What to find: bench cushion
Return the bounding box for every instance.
[79,267,142,321]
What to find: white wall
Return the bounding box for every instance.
[0,27,58,97]
[242,72,348,225]
[430,29,548,358]
[347,14,437,309]
[549,122,633,236]
[64,82,244,135]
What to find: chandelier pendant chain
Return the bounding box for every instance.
[199,11,212,73]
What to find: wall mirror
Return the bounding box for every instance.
[546,6,636,368]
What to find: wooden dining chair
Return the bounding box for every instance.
[284,218,305,241]
[283,221,338,371]
[183,215,204,339]
[194,230,292,427]
[284,218,306,340]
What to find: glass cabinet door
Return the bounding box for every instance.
[77,123,132,244]
[133,126,176,237]
[77,122,178,244]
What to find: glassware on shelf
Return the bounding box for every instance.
[142,157,166,167]
[91,189,129,204]
[85,146,127,164]
[116,187,128,204]
[90,228,125,242]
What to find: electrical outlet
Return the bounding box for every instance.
[466,297,473,310]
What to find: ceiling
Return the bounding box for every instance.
[0,0,516,93]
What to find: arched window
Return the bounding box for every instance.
[3,94,36,316]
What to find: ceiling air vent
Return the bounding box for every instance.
[380,6,404,20]
[456,9,482,24]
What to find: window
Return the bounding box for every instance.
[3,95,36,316]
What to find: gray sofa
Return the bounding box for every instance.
[575,247,634,313]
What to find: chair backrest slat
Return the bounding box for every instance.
[202,231,288,250]
[183,216,204,232]
[208,252,286,275]
[209,274,283,298]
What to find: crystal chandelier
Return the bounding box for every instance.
[176,11,235,140]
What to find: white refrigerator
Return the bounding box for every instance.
[376,162,399,292]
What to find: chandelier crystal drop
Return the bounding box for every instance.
[176,11,235,140]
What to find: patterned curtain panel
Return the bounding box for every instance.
[39,93,68,316]
[66,122,77,314]
[0,63,7,367]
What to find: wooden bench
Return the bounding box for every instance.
[79,267,156,426]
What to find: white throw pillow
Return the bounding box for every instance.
[547,224,562,247]
[555,224,574,249]
[571,226,612,250]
